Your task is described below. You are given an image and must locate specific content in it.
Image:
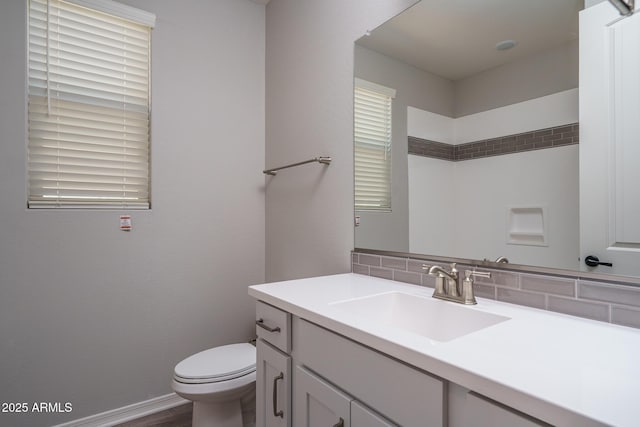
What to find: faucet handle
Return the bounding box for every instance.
[461,270,491,305]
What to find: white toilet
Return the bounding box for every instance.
[172,343,256,427]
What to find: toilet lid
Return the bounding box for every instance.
[174,343,256,384]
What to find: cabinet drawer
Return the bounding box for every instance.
[294,318,446,427]
[256,301,291,353]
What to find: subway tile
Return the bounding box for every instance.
[553,125,573,134]
[611,305,640,329]
[381,256,407,270]
[393,270,422,286]
[474,283,496,300]
[547,296,609,322]
[359,254,381,267]
[352,263,369,275]
[431,123,579,163]
[474,269,518,288]
[352,253,359,264]
[370,267,393,280]
[497,288,546,309]
[578,280,640,307]
[535,129,553,137]
[520,274,575,297]
[408,259,430,273]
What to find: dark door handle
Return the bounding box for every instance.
[585,255,613,267]
[272,372,284,418]
[256,318,281,333]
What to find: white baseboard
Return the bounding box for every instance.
[51,393,189,427]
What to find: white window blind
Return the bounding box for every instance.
[354,78,395,211]
[28,0,154,208]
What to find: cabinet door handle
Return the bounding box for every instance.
[256,318,281,333]
[272,372,284,418]
[333,418,344,427]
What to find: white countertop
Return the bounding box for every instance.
[249,273,640,427]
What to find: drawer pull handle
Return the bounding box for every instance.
[333,418,344,427]
[272,372,284,418]
[256,318,281,333]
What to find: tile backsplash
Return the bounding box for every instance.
[352,250,640,330]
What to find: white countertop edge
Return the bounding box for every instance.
[249,273,640,427]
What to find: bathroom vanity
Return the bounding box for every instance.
[250,273,640,427]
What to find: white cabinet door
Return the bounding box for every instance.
[580,2,640,275]
[352,401,397,427]
[294,366,351,427]
[257,339,291,427]
[463,392,550,427]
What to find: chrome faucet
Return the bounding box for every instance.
[423,263,491,305]
[427,263,459,297]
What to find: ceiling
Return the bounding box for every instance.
[356,0,583,81]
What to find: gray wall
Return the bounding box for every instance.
[454,39,579,117]
[354,45,453,252]
[0,1,265,425]
[265,0,417,281]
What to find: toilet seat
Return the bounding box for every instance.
[174,343,256,385]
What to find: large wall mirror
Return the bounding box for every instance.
[354,0,640,282]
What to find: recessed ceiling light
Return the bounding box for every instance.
[496,40,517,51]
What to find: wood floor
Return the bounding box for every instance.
[114,403,192,427]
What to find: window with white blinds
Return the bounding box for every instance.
[354,78,395,211]
[28,0,155,208]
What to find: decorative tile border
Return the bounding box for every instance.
[408,123,579,161]
[352,249,640,330]
[408,137,454,161]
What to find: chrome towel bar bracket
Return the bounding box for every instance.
[263,156,331,175]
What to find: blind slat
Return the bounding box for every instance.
[28,0,152,208]
[354,81,392,211]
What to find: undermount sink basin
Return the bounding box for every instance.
[331,292,510,343]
